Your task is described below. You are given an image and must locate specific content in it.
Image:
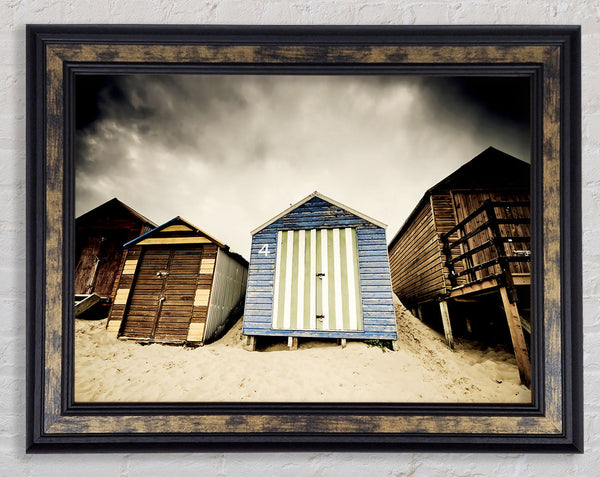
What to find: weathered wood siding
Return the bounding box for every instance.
[75,209,148,298]
[388,189,531,307]
[430,193,467,289]
[105,218,247,346]
[452,191,531,279]
[388,201,446,307]
[106,245,142,335]
[243,196,397,340]
[107,243,218,344]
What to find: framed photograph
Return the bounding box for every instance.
[26,25,582,452]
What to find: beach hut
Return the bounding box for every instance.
[242,191,398,350]
[106,217,248,346]
[387,147,531,385]
[74,198,156,317]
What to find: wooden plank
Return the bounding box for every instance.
[138,237,211,245]
[161,224,193,232]
[512,275,531,286]
[499,286,531,387]
[388,235,439,270]
[287,336,298,350]
[113,288,130,305]
[438,300,455,349]
[106,319,122,335]
[186,322,205,342]
[449,278,499,298]
[194,289,211,307]
[242,335,256,351]
[199,258,216,274]
[74,293,101,317]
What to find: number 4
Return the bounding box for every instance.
[258,244,270,256]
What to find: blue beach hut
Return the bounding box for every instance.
[242,192,398,350]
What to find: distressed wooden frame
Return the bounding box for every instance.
[26,25,582,452]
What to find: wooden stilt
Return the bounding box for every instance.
[288,336,298,350]
[438,300,455,349]
[242,335,256,351]
[417,305,423,321]
[340,338,347,349]
[499,287,531,387]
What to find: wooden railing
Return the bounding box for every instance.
[440,200,530,300]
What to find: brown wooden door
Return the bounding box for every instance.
[74,230,129,297]
[74,235,104,295]
[121,246,203,342]
[93,230,129,297]
[153,248,203,341]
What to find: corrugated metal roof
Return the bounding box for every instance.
[251,191,387,235]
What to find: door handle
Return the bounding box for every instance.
[316,314,325,320]
[316,273,325,278]
[159,296,166,302]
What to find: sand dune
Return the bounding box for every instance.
[74,302,530,403]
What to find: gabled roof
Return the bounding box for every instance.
[251,191,387,235]
[124,216,249,267]
[76,197,156,227]
[388,147,530,250]
[124,216,225,248]
[427,146,530,192]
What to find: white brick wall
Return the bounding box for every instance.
[1,1,596,474]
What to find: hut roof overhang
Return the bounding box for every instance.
[387,147,531,251]
[76,197,156,227]
[251,191,387,235]
[124,216,248,267]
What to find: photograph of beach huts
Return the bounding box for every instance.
[74,74,532,402]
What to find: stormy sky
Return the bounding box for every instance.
[75,74,530,257]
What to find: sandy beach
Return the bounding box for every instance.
[75,300,531,403]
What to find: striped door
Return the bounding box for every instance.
[272,228,362,331]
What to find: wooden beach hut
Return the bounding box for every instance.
[106,217,248,346]
[242,191,398,350]
[74,198,156,317]
[388,147,531,385]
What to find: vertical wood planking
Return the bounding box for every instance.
[499,286,531,386]
[388,201,445,306]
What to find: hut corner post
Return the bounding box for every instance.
[499,287,531,387]
[242,335,256,351]
[438,299,455,350]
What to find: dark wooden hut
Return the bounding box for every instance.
[388,147,531,385]
[106,217,248,346]
[242,191,397,350]
[74,198,156,316]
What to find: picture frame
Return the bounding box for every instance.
[26,25,582,452]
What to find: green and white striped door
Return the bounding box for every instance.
[272,228,363,331]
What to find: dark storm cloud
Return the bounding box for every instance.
[76,75,251,173]
[410,76,530,161]
[75,74,530,256]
